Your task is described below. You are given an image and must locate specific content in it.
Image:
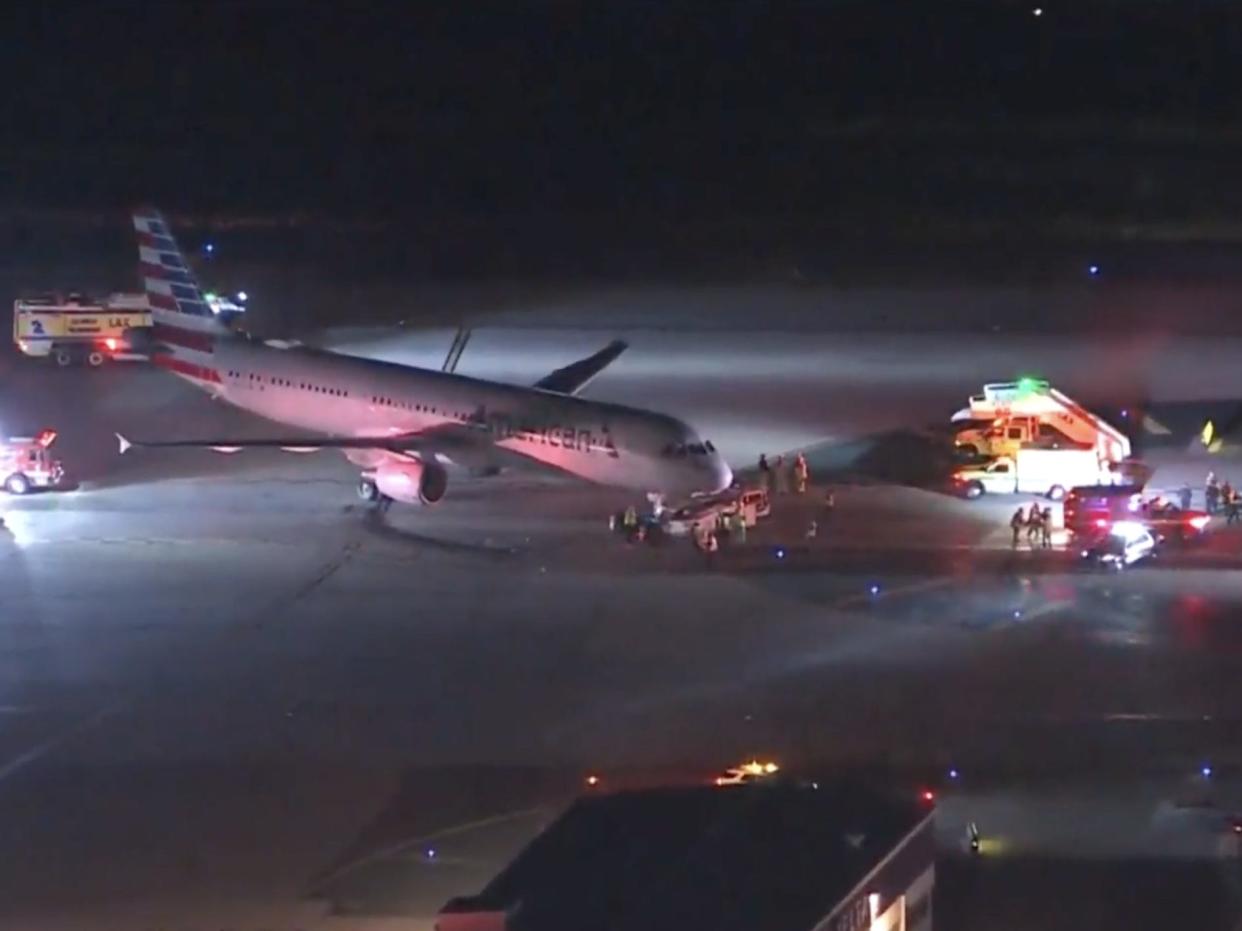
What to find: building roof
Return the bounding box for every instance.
[440,781,930,931]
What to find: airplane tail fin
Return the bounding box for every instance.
[133,208,227,387]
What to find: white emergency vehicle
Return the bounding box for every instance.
[1,430,65,494]
[952,379,1131,464]
[953,448,1122,501]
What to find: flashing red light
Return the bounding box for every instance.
[1094,518,1109,529]
[1188,515,1211,531]
[585,774,600,788]
[104,337,118,351]
[36,429,57,448]
[920,789,935,803]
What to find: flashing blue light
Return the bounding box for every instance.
[775,547,786,560]
[204,242,215,254]
[1202,764,1213,778]
[869,584,880,595]
[1088,263,1100,277]
[1013,610,1022,619]
[948,768,960,780]
[236,290,248,303]
[426,847,437,859]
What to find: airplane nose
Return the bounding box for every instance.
[712,457,733,492]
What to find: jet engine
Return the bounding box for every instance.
[372,460,448,505]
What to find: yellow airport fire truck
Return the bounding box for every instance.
[1,430,65,495]
[13,293,151,367]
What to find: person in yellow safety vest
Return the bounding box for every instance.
[731,510,747,544]
[622,505,639,542]
[793,453,809,494]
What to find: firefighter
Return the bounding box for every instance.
[757,453,772,491]
[622,505,639,542]
[805,519,818,539]
[1040,505,1053,549]
[705,530,719,567]
[1026,503,1042,546]
[774,455,789,494]
[793,453,809,494]
[731,510,747,544]
[1179,484,1193,511]
[1207,473,1220,514]
[1010,507,1025,548]
[1229,489,1241,526]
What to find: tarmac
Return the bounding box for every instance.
[3,312,1242,929]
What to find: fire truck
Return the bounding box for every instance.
[13,293,150,366]
[1,430,65,495]
[13,291,245,367]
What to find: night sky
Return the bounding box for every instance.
[8,1,1242,223]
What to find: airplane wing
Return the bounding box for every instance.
[115,422,486,457]
[532,339,627,395]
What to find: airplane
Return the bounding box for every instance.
[117,209,733,507]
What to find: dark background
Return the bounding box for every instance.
[8,1,1242,279]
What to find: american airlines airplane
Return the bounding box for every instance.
[118,210,733,506]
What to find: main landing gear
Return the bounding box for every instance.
[357,477,393,511]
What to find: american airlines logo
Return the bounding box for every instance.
[482,410,619,458]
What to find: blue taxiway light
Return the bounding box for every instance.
[1202,765,1213,778]
[1088,263,1100,277]
[948,768,960,780]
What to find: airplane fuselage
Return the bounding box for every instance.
[208,338,732,497]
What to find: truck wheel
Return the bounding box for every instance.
[86,350,105,367]
[1048,485,1066,501]
[54,348,75,367]
[357,478,379,502]
[964,480,984,499]
[956,444,979,458]
[4,473,30,495]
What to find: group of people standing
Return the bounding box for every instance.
[1010,503,1054,549]
[757,451,810,495]
[1205,472,1241,524]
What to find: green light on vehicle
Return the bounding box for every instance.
[204,291,217,302]
[1017,376,1040,394]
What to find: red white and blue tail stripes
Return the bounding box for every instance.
[133,209,223,385]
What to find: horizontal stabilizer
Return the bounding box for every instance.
[533,339,627,395]
[1142,414,1171,435]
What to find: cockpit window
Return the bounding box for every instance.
[663,441,715,457]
